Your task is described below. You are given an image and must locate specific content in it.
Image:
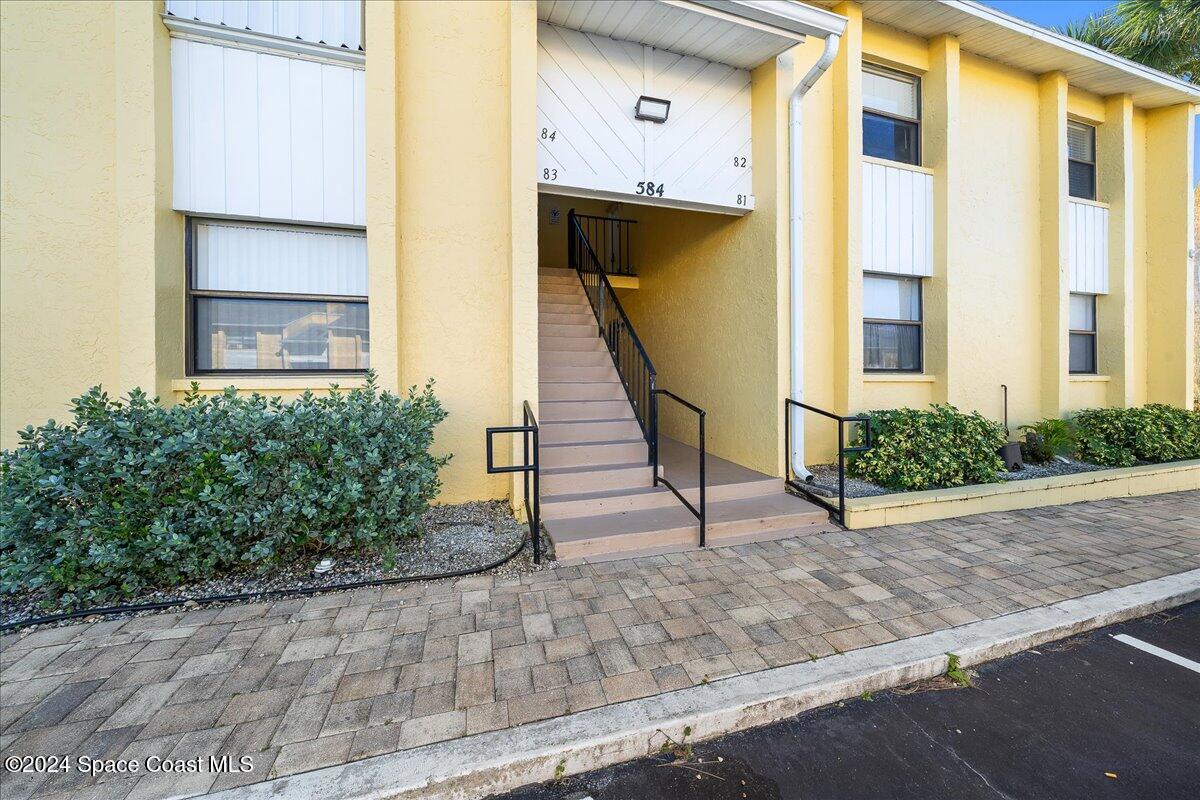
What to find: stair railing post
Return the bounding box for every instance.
[650,373,659,480]
[567,209,577,273]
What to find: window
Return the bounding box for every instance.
[863,274,922,372]
[187,219,369,374]
[1067,120,1096,200]
[1069,293,1097,374]
[862,65,920,166]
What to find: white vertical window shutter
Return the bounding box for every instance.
[194,222,368,297]
[170,39,363,225]
[166,0,364,50]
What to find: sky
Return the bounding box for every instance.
[979,0,1200,183]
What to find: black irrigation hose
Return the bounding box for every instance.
[1,532,528,634]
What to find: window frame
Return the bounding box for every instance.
[184,217,369,377]
[1067,119,1097,201]
[862,272,924,374]
[1068,292,1098,375]
[862,63,922,167]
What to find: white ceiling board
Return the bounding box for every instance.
[537,0,808,69]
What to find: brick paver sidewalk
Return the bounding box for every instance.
[2,491,1198,799]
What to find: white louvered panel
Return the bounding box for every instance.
[171,39,364,226]
[165,0,363,51]
[1068,201,1109,294]
[194,220,367,296]
[536,22,753,214]
[861,160,933,277]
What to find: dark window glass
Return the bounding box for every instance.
[863,112,919,165]
[195,298,369,371]
[1068,160,1096,200]
[1069,333,1096,374]
[864,322,922,371]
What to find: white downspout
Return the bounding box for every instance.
[789,33,840,481]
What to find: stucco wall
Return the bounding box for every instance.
[1,2,122,445]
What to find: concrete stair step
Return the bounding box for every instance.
[539,399,635,421]
[539,338,607,353]
[539,282,584,295]
[541,477,778,520]
[538,268,575,279]
[540,381,628,401]
[545,492,832,562]
[541,462,656,495]
[539,438,648,469]
[540,364,618,382]
[539,298,591,314]
[541,311,596,326]
[539,350,611,367]
[540,323,598,338]
[540,418,643,444]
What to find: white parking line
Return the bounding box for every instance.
[1112,633,1200,674]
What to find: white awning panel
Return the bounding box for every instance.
[171,38,365,226]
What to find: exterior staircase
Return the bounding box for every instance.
[538,267,834,563]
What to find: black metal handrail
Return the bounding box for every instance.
[652,389,706,547]
[569,212,637,276]
[568,209,657,462]
[485,400,542,563]
[783,399,872,526]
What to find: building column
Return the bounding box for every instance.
[1097,94,1135,406]
[924,34,959,405]
[115,0,183,399]
[1144,103,1196,408]
[509,1,539,514]
[365,0,400,394]
[1037,72,1070,418]
[831,1,863,414]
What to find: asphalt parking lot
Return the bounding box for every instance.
[493,602,1200,800]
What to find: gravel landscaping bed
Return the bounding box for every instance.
[805,457,1109,499]
[1,500,535,630]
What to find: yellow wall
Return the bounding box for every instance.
[1,1,184,448]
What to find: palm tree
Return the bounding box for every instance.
[1060,0,1200,83]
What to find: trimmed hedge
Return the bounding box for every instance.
[847,404,1006,491]
[1073,404,1200,467]
[1,374,448,607]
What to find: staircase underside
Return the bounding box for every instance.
[537,267,835,564]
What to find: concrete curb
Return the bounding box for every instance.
[206,568,1200,800]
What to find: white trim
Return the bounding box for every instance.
[161,16,365,69]
[686,0,848,39]
[539,183,754,217]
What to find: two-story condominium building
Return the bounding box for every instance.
[2,1,1196,559]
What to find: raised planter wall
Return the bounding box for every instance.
[843,460,1200,528]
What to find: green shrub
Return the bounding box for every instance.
[847,405,1006,491]
[1019,417,1077,463]
[0,373,449,607]
[1073,404,1200,467]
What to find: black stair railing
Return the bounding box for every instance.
[568,212,637,276]
[568,209,656,458]
[783,398,873,526]
[567,208,707,547]
[485,401,542,563]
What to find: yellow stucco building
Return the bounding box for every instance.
[2,1,1196,552]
